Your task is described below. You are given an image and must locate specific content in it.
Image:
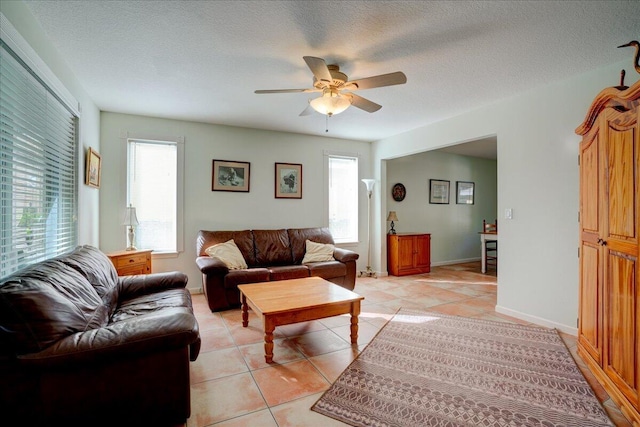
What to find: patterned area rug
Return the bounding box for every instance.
[312,308,612,426]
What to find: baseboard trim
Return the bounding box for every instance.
[357,271,388,278]
[495,305,577,336]
[431,257,481,267]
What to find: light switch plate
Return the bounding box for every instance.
[505,208,513,220]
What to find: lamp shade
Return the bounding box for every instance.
[387,211,398,222]
[123,204,139,226]
[361,179,375,192]
[310,89,351,116]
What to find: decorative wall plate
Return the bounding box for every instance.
[392,183,406,201]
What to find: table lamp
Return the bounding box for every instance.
[123,204,139,251]
[387,211,398,234]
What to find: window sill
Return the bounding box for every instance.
[151,251,180,259]
[336,241,359,249]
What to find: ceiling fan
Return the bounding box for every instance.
[255,56,407,117]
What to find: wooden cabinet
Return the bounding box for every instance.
[576,78,640,423]
[387,233,431,276]
[107,249,152,276]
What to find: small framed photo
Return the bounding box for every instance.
[456,181,475,204]
[429,179,450,204]
[275,162,302,199]
[85,147,102,188]
[212,159,250,192]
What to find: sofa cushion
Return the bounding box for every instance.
[57,245,119,317]
[205,240,248,270]
[0,260,108,355]
[288,227,335,264]
[268,265,310,281]
[301,240,335,264]
[307,260,347,280]
[112,288,195,323]
[224,268,271,289]
[253,229,293,266]
[197,230,256,266]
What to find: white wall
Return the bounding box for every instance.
[1,1,101,246]
[386,151,497,264]
[373,60,639,334]
[99,112,373,290]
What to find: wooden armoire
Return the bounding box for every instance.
[576,76,640,424]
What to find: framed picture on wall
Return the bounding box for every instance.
[429,179,450,204]
[85,147,102,188]
[275,162,302,199]
[456,181,475,204]
[392,183,406,202]
[212,159,250,192]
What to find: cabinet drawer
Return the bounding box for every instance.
[114,253,148,268]
[116,265,148,276]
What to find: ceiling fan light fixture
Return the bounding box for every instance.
[310,88,351,116]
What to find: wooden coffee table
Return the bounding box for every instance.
[237,277,364,363]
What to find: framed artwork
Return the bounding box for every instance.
[392,183,406,202]
[85,147,102,188]
[275,162,302,199]
[212,159,250,192]
[456,181,475,204]
[429,179,450,204]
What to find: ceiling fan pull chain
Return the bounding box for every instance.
[325,115,329,133]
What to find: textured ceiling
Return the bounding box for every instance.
[22,1,640,147]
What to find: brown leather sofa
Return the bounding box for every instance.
[196,227,359,311]
[0,245,201,426]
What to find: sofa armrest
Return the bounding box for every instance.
[333,247,359,263]
[17,309,200,368]
[118,271,188,298]
[196,256,229,275]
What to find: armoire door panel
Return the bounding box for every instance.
[579,242,601,363]
[607,125,636,241]
[580,135,599,234]
[604,251,637,404]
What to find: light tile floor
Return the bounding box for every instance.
[186,262,631,426]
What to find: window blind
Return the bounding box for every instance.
[0,40,78,278]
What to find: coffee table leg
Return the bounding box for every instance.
[350,301,361,344]
[264,317,275,363]
[241,294,248,327]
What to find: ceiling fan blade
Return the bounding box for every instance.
[299,103,314,116]
[344,71,407,91]
[303,56,333,84]
[349,94,382,113]
[255,88,317,94]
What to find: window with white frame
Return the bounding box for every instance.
[126,138,184,254]
[327,154,359,244]
[0,39,78,278]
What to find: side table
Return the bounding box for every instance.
[107,249,152,276]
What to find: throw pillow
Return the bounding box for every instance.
[204,239,248,270]
[301,239,335,264]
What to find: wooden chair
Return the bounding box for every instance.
[483,219,497,271]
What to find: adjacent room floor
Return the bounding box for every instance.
[187,262,630,426]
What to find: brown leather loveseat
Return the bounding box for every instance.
[0,245,201,425]
[196,227,359,311]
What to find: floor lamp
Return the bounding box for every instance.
[359,178,377,278]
